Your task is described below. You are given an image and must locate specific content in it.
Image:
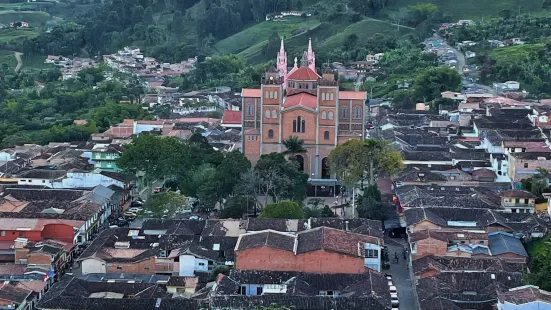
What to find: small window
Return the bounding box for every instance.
[524,163,529,168]
[265,91,269,98]
[144,266,150,270]
[324,131,330,140]
[265,110,271,118]
[42,180,46,183]
[117,266,123,270]
[239,286,246,295]
[479,240,485,244]
[18,232,25,237]
[272,110,277,118]
[273,91,277,99]
[247,104,253,116]
[322,93,326,100]
[256,287,263,295]
[198,262,205,266]
[411,242,417,253]
[322,111,327,119]
[268,129,274,139]
[0,231,5,236]
[328,111,334,120]
[330,93,334,100]
[365,249,378,258]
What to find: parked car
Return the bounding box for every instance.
[124,211,136,217]
[128,207,143,213]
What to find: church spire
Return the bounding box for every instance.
[307,38,316,72]
[276,38,288,90]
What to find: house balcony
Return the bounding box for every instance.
[502,202,535,208]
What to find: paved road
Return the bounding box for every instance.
[385,237,418,310]
[433,34,496,94]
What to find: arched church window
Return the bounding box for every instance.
[354,106,361,119]
[247,104,253,116]
[324,131,330,140]
[328,111,334,120]
[265,110,271,118]
[272,110,277,118]
[322,111,327,119]
[342,107,348,118]
[268,129,274,139]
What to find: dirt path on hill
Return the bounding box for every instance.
[14,52,23,73]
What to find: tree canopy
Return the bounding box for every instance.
[253,153,309,204]
[413,67,462,102]
[329,138,404,188]
[260,201,304,219]
[142,191,188,217]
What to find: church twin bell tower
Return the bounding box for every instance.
[277,38,316,90]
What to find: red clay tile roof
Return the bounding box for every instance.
[287,67,320,80]
[283,93,318,109]
[241,89,261,98]
[222,110,242,124]
[339,91,367,100]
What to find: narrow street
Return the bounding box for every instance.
[385,237,418,310]
[433,34,496,94]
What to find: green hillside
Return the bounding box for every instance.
[384,0,543,20]
[214,17,320,55]
[235,17,413,63]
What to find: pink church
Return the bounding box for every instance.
[241,39,367,196]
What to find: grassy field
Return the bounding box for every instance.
[0,10,52,26]
[490,43,544,61]
[215,17,320,55]
[316,18,411,51]
[0,27,39,42]
[384,0,544,20]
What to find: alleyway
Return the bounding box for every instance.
[384,237,418,310]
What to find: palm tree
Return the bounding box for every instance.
[282,136,307,160]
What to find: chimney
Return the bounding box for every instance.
[307,218,312,230]
[345,221,349,232]
[14,238,28,249]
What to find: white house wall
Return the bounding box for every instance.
[80,258,106,274]
[179,255,196,276]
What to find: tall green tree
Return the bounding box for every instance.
[413,67,461,102]
[142,191,188,217]
[254,153,308,203]
[329,138,404,188]
[260,201,304,219]
[143,6,154,24]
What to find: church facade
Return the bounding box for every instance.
[241,39,367,188]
